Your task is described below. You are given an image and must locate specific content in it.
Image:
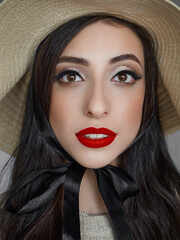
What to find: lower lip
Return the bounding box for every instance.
[76,135,116,148]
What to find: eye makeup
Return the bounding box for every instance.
[53,68,85,85]
[111,70,142,84]
[53,66,143,85]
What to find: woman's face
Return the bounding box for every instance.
[49,21,145,168]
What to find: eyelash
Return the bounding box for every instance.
[53,70,83,84]
[53,69,141,85]
[112,70,142,84]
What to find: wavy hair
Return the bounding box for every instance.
[0,15,180,240]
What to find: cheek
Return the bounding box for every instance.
[49,98,63,130]
[126,95,144,120]
[126,97,144,132]
[49,86,80,135]
[114,87,145,133]
[49,89,69,132]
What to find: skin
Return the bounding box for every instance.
[49,21,145,213]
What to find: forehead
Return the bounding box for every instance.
[60,21,144,67]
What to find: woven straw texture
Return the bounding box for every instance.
[0,0,180,155]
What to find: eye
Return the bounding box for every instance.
[54,70,83,83]
[112,70,141,84]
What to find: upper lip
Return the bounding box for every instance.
[76,127,117,136]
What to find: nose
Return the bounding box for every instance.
[83,83,110,119]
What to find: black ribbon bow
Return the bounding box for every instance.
[6,91,139,240]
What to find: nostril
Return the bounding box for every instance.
[86,110,108,118]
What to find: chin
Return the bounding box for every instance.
[74,156,119,169]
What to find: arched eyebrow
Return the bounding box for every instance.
[109,54,142,67]
[58,56,89,66]
[58,54,142,67]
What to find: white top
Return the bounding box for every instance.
[80,213,116,239]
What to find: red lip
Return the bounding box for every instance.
[76,127,117,148]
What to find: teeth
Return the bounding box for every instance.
[84,134,109,139]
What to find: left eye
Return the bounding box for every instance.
[54,70,83,83]
[112,71,140,84]
[61,72,82,83]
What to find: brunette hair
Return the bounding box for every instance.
[0,15,180,240]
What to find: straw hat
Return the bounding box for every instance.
[0,0,180,155]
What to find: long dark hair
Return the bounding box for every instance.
[0,15,180,240]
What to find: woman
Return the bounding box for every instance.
[0,0,180,239]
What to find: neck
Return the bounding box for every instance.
[79,169,107,214]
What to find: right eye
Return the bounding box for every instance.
[54,70,83,84]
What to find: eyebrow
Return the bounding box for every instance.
[109,54,142,67]
[57,54,142,67]
[58,56,89,66]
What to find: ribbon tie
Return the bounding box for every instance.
[6,91,139,240]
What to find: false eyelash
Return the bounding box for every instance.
[112,70,142,81]
[53,70,83,81]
